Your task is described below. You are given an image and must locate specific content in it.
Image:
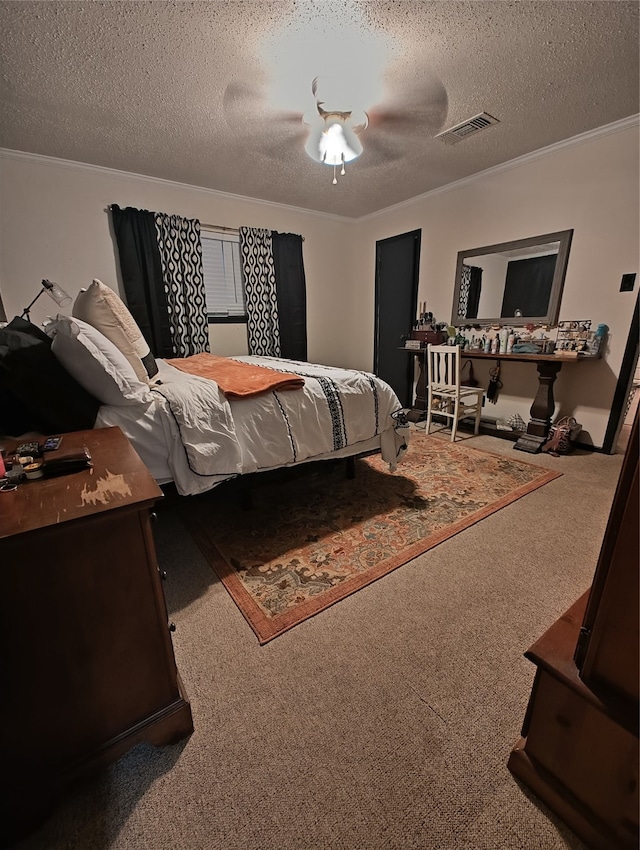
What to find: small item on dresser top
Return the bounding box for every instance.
[42,436,63,452]
[18,455,34,466]
[0,478,17,492]
[4,466,24,485]
[24,460,44,480]
[42,445,92,477]
[16,441,41,458]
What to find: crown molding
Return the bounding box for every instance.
[0,148,356,225]
[358,114,640,223]
[2,114,637,224]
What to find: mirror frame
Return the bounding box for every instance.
[451,229,573,327]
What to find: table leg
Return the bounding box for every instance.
[406,350,428,422]
[514,361,563,453]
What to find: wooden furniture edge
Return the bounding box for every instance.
[507,742,635,850]
[523,592,638,736]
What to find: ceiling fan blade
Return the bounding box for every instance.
[367,73,448,137]
[259,125,310,160]
[222,81,302,131]
[359,133,403,165]
[221,79,306,160]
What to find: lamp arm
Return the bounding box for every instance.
[20,279,70,321]
[21,284,47,321]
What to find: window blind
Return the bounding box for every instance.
[201,231,246,318]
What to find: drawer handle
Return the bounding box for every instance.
[169,622,177,633]
[150,511,158,523]
[159,569,167,581]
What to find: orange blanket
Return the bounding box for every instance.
[165,353,305,399]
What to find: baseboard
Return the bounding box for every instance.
[573,440,604,453]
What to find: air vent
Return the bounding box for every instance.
[436,112,500,144]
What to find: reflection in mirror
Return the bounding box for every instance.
[451,230,573,327]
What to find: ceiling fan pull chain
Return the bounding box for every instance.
[341,153,346,176]
[333,164,337,185]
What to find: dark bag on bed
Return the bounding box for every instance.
[0,317,100,435]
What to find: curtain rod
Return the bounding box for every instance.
[107,208,303,240]
[200,223,238,234]
[201,223,305,241]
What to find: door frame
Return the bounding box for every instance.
[373,229,422,406]
[602,291,639,454]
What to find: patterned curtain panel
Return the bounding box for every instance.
[239,227,281,357]
[457,264,482,320]
[154,213,209,357]
[458,264,472,317]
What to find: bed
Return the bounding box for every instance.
[95,354,409,496]
[0,310,409,498]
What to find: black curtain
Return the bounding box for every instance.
[501,254,556,319]
[110,205,174,357]
[271,232,307,361]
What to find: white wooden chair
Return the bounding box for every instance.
[425,345,484,441]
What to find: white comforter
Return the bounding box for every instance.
[96,355,408,496]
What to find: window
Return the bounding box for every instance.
[201,229,246,322]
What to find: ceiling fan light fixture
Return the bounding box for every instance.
[305,116,363,166]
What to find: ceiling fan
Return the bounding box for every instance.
[222,71,448,182]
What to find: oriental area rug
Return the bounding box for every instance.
[181,435,561,644]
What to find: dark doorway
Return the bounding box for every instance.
[374,230,421,407]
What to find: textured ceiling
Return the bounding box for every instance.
[1,1,638,218]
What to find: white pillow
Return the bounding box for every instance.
[45,315,153,406]
[73,279,159,382]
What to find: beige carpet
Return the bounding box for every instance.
[14,433,623,850]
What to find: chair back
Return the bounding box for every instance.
[427,344,461,390]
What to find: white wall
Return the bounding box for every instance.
[1,119,638,448]
[350,121,639,448]
[0,153,356,368]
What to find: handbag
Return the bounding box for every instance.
[541,416,582,456]
[460,359,479,387]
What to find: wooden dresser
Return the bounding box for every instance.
[0,426,193,842]
[508,412,639,848]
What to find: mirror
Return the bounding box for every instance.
[451,229,573,327]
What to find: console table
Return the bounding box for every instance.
[464,351,596,453]
[402,347,597,452]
